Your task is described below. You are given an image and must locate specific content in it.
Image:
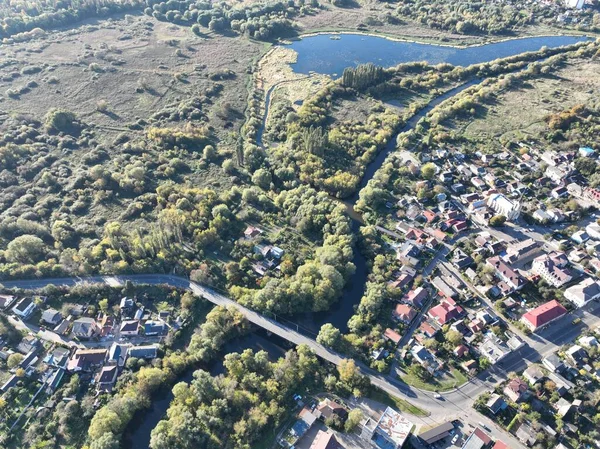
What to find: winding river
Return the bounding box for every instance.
[125,33,593,447]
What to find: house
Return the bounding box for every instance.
[504,238,541,264]
[393,304,416,323]
[119,297,134,310]
[396,241,422,266]
[309,431,343,449]
[566,344,587,367]
[579,146,595,157]
[17,335,41,354]
[99,314,115,337]
[418,422,454,444]
[316,399,348,424]
[402,287,428,308]
[383,328,402,346]
[388,270,415,291]
[521,300,567,332]
[419,321,438,338]
[461,428,492,449]
[0,294,17,309]
[586,222,600,240]
[12,297,36,319]
[244,226,262,239]
[542,353,565,373]
[486,394,507,415]
[486,256,525,294]
[523,365,544,384]
[411,345,442,374]
[451,248,474,269]
[45,368,65,394]
[41,309,62,325]
[20,350,39,369]
[144,320,167,336]
[564,278,600,307]
[531,253,572,288]
[478,334,510,363]
[119,320,138,336]
[67,349,107,372]
[108,343,129,367]
[551,186,569,198]
[43,347,70,369]
[72,317,100,339]
[454,344,468,358]
[579,335,599,348]
[96,365,119,391]
[516,423,537,447]
[503,378,529,402]
[1,375,19,393]
[432,276,458,298]
[428,297,463,325]
[546,371,574,396]
[487,193,521,221]
[572,230,590,244]
[370,407,413,449]
[128,345,158,359]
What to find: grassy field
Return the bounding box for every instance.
[400,368,469,392]
[367,387,430,417]
[460,58,600,144]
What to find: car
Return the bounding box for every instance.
[434,393,442,399]
[572,318,582,325]
[451,435,460,445]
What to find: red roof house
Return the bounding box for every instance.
[384,328,402,345]
[428,297,463,325]
[521,299,567,331]
[393,304,417,323]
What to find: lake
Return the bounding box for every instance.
[285,34,591,76]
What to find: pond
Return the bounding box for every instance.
[285,34,591,76]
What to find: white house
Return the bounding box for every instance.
[12,298,36,319]
[487,193,521,221]
[531,253,572,288]
[564,278,600,308]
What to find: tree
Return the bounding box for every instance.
[344,408,363,432]
[251,168,272,190]
[5,234,46,263]
[7,353,23,369]
[222,159,235,174]
[45,108,77,133]
[316,323,341,348]
[203,145,216,161]
[99,299,109,313]
[444,330,463,347]
[489,215,506,227]
[421,162,437,180]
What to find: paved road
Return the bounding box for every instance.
[3,273,599,447]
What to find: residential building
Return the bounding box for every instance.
[316,400,348,423]
[120,297,134,310]
[487,193,521,220]
[523,365,544,384]
[393,304,416,323]
[144,320,167,336]
[72,317,100,339]
[128,345,158,359]
[486,256,525,294]
[0,294,17,310]
[572,230,589,244]
[108,343,129,367]
[461,427,491,449]
[542,353,564,373]
[119,320,139,336]
[370,407,412,449]
[383,328,401,346]
[309,431,344,449]
[564,278,600,307]
[12,297,36,319]
[244,226,262,239]
[418,422,454,444]
[428,297,463,325]
[486,394,507,415]
[516,422,537,447]
[521,300,567,332]
[44,347,70,369]
[504,239,541,264]
[411,345,442,374]
[67,349,107,372]
[432,276,458,298]
[503,378,529,402]
[96,365,119,392]
[531,253,572,288]
[41,309,62,325]
[402,287,428,308]
[478,334,511,363]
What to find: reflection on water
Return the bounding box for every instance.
[286,34,591,76]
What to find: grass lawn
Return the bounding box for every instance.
[400,368,468,392]
[367,387,430,417]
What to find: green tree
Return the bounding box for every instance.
[316,323,342,348]
[6,234,46,263]
[421,162,437,180]
[7,353,23,369]
[489,215,506,227]
[344,408,363,432]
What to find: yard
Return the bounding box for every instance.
[400,367,468,392]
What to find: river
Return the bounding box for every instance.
[285,34,591,77]
[123,330,290,449]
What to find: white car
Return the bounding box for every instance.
[451,435,459,445]
[434,393,442,399]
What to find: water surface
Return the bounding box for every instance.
[286,34,591,76]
